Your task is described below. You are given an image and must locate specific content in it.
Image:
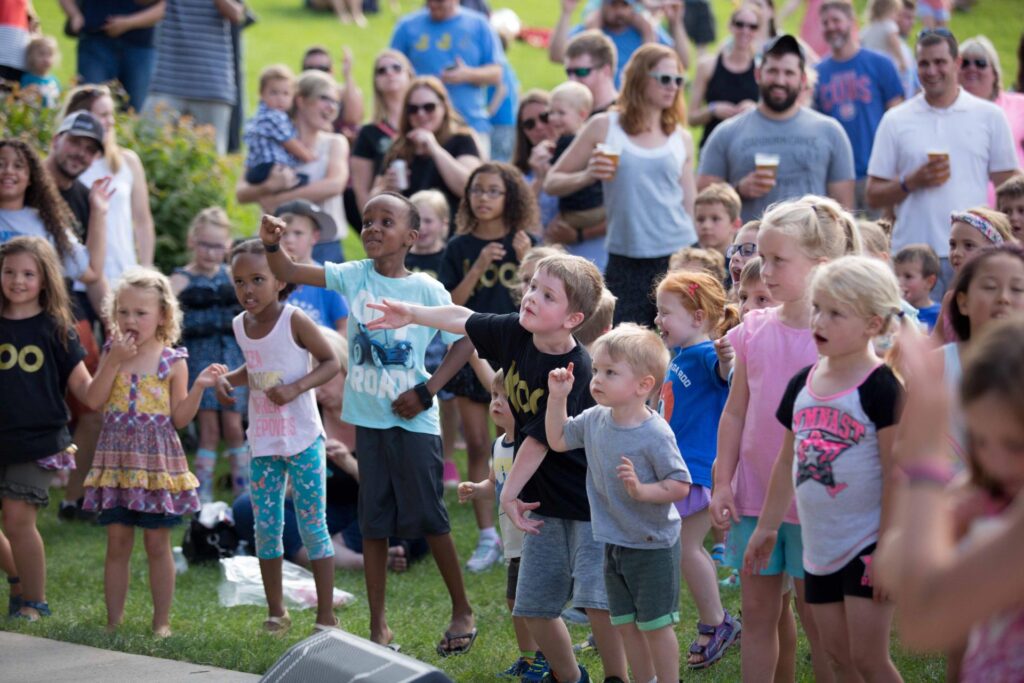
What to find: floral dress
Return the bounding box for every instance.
[82,348,200,517]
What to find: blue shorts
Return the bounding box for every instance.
[917,2,951,22]
[98,507,183,529]
[724,515,804,579]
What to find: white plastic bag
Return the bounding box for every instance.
[218,556,355,609]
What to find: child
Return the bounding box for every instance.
[546,324,691,683]
[243,65,315,187]
[0,237,93,620]
[894,244,941,331]
[259,194,477,653]
[669,246,727,284]
[82,267,224,637]
[170,208,248,503]
[861,0,908,74]
[710,196,859,682]
[745,256,907,682]
[655,270,742,669]
[439,162,538,574]
[574,287,616,348]
[727,220,761,296]
[736,257,776,320]
[407,190,460,488]
[458,370,549,681]
[548,82,605,238]
[514,245,566,306]
[19,35,61,108]
[996,174,1024,241]
[367,253,626,683]
[694,183,743,267]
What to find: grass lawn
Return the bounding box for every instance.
[9,0,1017,679]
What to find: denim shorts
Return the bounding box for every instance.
[512,514,608,619]
[724,515,804,579]
[98,506,183,529]
[605,540,681,631]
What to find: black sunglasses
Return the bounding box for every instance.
[732,19,759,30]
[376,63,403,76]
[650,72,684,87]
[305,64,331,73]
[961,57,989,70]
[522,111,550,131]
[566,66,595,78]
[917,27,953,40]
[407,102,438,115]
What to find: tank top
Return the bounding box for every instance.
[296,134,346,241]
[701,53,759,148]
[602,112,696,259]
[942,342,967,463]
[233,305,323,457]
[78,154,138,288]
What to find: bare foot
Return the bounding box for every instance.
[387,544,408,573]
[370,626,395,647]
[153,625,172,639]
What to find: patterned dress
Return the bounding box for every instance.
[83,348,201,516]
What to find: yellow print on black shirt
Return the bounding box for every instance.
[505,361,544,416]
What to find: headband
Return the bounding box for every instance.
[951,211,1004,245]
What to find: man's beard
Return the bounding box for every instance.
[760,83,800,113]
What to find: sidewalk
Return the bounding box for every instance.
[0,631,260,682]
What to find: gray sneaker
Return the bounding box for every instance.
[465,535,503,573]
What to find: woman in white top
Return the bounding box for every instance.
[236,70,350,263]
[545,43,697,328]
[62,85,155,280]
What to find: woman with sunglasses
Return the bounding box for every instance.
[958,36,1024,176]
[374,76,482,220]
[546,43,696,328]
[236,70,350,263]
[351,49,415,221]
[511,89,559,230]
[688,4,762,149]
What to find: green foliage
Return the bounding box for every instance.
[0,85,59,149]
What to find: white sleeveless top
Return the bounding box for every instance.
[942,342,966,463]
[296,133,347,241]
[78,154,138,288]
[233,305,324,457]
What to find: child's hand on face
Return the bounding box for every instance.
[547,362,575,398]
[512,231,532,262]
[265,382,301,406]
[215,375,236,406]
[366,298,413,330]
[195,363,229,388]
[108,332,138,365]
[259,214,286,246]
[616,456,642,500]
[457,481,477,503]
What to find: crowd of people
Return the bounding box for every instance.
[2,0,1024,681]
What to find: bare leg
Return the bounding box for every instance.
[643,624,681,683]
[740,573,785,683]
[845,597,902,683]
[2,500,45,617]
[795,578,836,683]
[586,608,629,681]
[143,527,174,636]
[440,399,459,482]
[456,398,494,532]
[810,601,859,682]
[508,598,540,653]
[0,530,18,595]
[104,524,135,630]
[524,616,579,682]
[310,556,338,627]
[330,533,364,571]
[614,621,655,683]
[197,409,221,451]
[775,591,798,683]
[680,510,727,665]
[259,556,286,620]
[222,410,246,450]
[363,537,393,644]
[64,412,102,503]
[425,533,475,651]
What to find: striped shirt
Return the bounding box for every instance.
[0,1,29,71]
[148,0,236,104]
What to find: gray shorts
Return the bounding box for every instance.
[356,426,450,539]
[0,460,52,507]
[512,514,608,619]
[605,539,681,631]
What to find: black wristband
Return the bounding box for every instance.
[413,382,433,409]
[263,241,280,253]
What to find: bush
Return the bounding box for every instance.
[1,85,232,273]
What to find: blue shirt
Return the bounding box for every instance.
[487,60,519,127]
[917,303,941,332]
[814,49,904,178]
[657,341,728,487]
[390,7,506,132]
[569,23,672,89]
[324,260,462,435]
[287,277,349,330]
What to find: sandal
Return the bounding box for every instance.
[7,576,21,617]
[688,610,740,669]
[263,612,292,635]
[436,627,478,657]
[14,600,51,622]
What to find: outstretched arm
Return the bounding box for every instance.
[259,214,327,287]
[365,299,474,336]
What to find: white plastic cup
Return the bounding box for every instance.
[390,159,409,191]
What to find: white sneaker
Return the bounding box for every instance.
[465,535,503,573]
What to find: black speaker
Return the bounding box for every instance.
[260,629,454,683]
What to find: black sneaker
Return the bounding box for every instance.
[540,664,589,683]
[57,501,78,522]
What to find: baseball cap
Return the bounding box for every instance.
[274,199,338,242]
[56,111,106,153]
[761,34,807,64]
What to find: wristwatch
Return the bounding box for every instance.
[413,382,433,410]
[262,241,280,253]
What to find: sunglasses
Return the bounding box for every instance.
[376,63,403,76]
[917,27,953,40]
[522,111,550,131]
[726,242,757,259]
[732,19,759,31]
[407,102,438,115]
[305,64,331,73]
[650,72,684,87]
[961,57,989,70]
[566,66,595,78]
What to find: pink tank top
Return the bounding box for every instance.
[233,305,323,457]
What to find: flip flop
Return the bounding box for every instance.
[436,627,478,657]
[385,642,402,653]
[263,612,292,635]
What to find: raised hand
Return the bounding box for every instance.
[195,363,229,388]
[547,361,575,398]
[108,332,138,365]
[88,176,115,215]
[512,231,532,262]
[259,214,286,246]
[366,298,413,330]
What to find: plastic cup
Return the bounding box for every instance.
[755,152,781,181]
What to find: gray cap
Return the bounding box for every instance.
[274,199,338,242]
[56,111,106,153]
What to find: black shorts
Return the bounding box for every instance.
[803,543,877,604]
[445,361,490,404]
[506,557,521,602]
[356,426,450,539]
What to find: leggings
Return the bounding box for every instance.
[249,436,334,561]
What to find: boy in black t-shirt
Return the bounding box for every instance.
[366,254,625,683]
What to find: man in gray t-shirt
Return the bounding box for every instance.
[697,35,855,222]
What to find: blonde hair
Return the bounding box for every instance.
[867,0,899,21]
[591,323,669,382]
[550,81,593,116]
[105,267,183,345]
[739,255,765,285]
[188,206,232,240]
[857,219,893,259]
[761,195,861,261]
[535,254,604,329]
[669,246,727,283]
[371,49,415,123]
[953,206,1015,244]
[259,64,295,93]
[61,84,123,173]
[25,35,59,73]
[658,270,740,339]
[695,182,742,222]
[515,245,567,305]
[810,255,905,337]
[410,189,450,233]
[574,288,617,347]
[960,36,1002,98]
[294,70,338,118]
[491,368,506,395]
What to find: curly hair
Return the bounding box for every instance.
[455,162,539,236]
[383,77,473,167]
[105,267,183,346]
[0,237,76,348]
[0,139,76,264]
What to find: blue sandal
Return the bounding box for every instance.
[688,610,740,669]
[13,600,51,622]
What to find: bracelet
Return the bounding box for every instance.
[901,461,954,487]
[413,382,433,410]
[899,174,911,194]
[262,241,280,253]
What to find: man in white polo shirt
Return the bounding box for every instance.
[866,28,1019,293]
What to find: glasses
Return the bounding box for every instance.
[961,57,989,70]
[566,66,595,78]
[196,241,227,253]
[522,111,550,131]
[469,187,506,199]
[318,94,340,109]
[917,27,953,40]
[407,102,438,115]
[376,63,403,76]
[649,72,684,87]
[726,242,757,259]
[305,64,331,73]
[732,19,760,31]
